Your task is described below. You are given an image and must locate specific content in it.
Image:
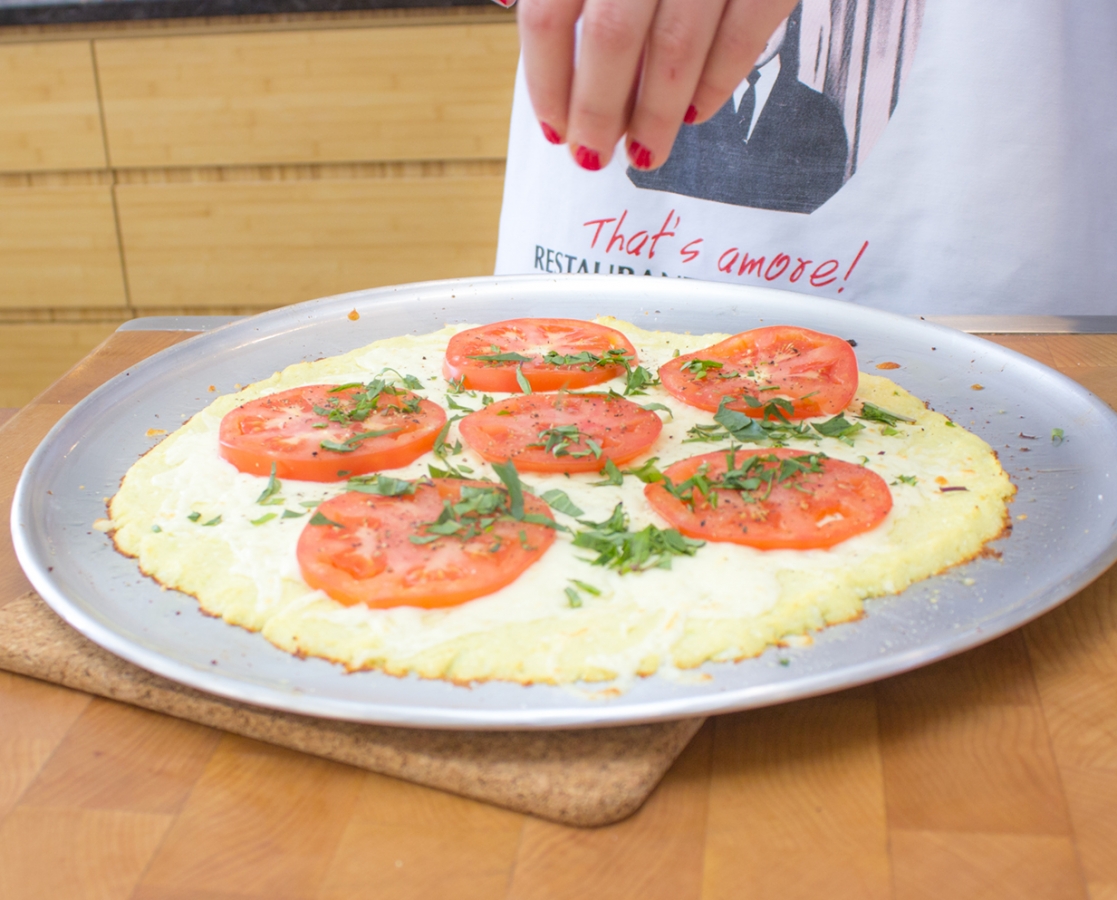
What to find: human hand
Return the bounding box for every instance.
[513,0,800,170]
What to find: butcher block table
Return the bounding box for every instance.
[1,318,1116,900]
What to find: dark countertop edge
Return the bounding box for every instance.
[0,0,492,26]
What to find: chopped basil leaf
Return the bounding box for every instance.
[572,504,703,574]
[256,463,282,505]
[564,586,583,608]
[812,413,865,445]
[308,511,343,527]
[320,427,401,453]
[201,515,222,527]
[623,457,665,484]
[591,458,624,487]
[187,511,201,522]
[250,513,277,526]
[467,351,534,363]
[569,579,601,596]
[445,394,477,413]
[1052,427,1065,444]
[281,508,306,518]
[639,401,673,418]
[491,460,525,520]
[893,474,918,486]
[298,500,321,508]
[150,524,162,533]
[623,362,661,396]
[858,403,915,427]
[540,489,584,517]
[514,364,532,394]
[681,358,725,380]
[347,474,417,497]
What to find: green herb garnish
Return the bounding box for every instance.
[347,474,418,497]
[256,463,283,505]
[572,504,704,574]
[623,457,665,484]
[681,359,725,380]
[811,413,865,446]
[857,403,915,427]
[514,364,532,394]
[308,511,344,527]
[187,511,201,522]
[529,424,602,460]
[250,513,277,526]
[540,489,584,517]
[320,427,401,453]
[591,458,624,486]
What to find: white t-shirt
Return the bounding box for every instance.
[495,0,1117,315]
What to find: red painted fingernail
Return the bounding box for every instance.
[573,145,602,171]
[684,104,698,125]
[540,121,562,144]
[627,140,654,170]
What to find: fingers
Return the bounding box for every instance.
[623,0,728,170]
[688,0,800,124]
[518,0,585,145]
[563,0,660,169]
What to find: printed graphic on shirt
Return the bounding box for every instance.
[629,0,925,214]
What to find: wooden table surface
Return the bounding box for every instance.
[1,329,1115,900]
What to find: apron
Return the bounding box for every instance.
[495,0,1117,315]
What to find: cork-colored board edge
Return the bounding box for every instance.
[0,592,704,827]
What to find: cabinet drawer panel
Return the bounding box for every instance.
[116,176,503,308]
[97,24,519,168]
[0,187,126,308]
[0,42,106,172]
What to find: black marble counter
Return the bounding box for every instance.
[0,0,493,27]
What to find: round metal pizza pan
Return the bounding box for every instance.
[12,275,1117,729]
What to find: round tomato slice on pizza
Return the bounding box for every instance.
[645,448,891,550]
[457,392,662,474]
[443,318,638,392]
[219,383,446,482]
[659,325,858,419]
[296,479,557,609]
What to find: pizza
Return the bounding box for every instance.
[107,317,1015,686]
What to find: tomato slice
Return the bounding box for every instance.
[296,479,556,608]
[457,392,662,474]
[644,448,891,550]
[659,325,858,419]
[219,384,446,482]
[443,318,639,392]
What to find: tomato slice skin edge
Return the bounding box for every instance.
[644,448,892,550]
[444,318,639,393]
[296,481,556,609]
[659,325,858,418]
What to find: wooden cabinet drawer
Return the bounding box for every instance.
[0,186,125,308]
[0,42,106,173]
[96,23,519,169]
[115,175,503,308]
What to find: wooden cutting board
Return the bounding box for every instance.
[0,327,702,827]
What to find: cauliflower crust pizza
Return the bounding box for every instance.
[108,317,1015,687]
